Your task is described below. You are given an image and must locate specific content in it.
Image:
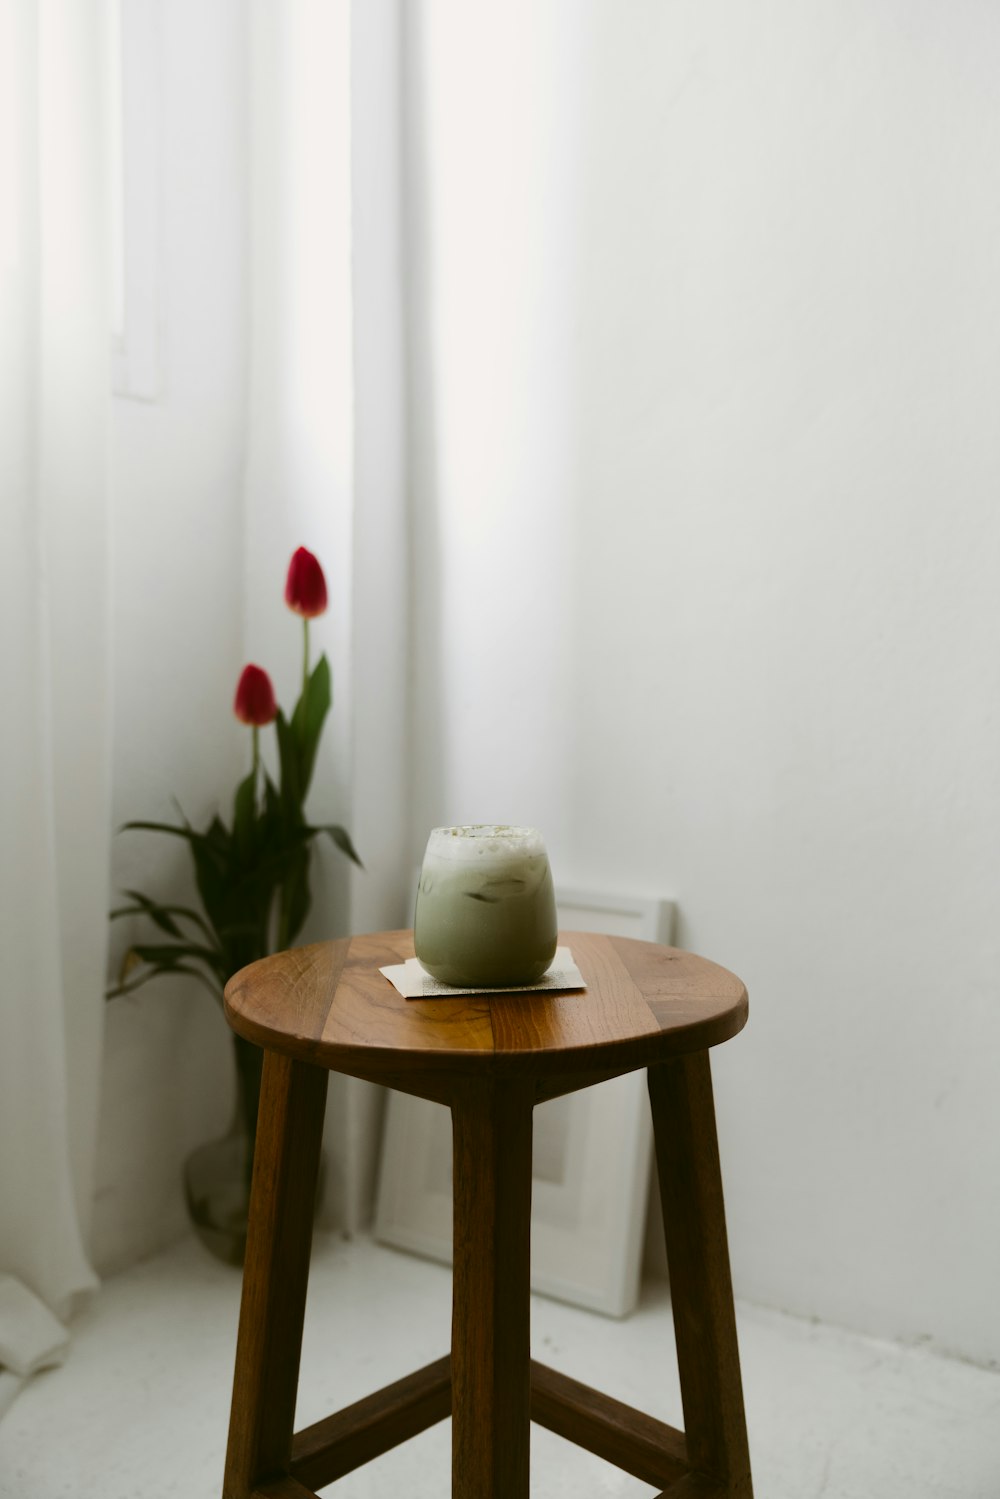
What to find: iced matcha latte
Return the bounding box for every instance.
[414,825,558,987]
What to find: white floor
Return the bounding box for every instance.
[0,1232,997,1498]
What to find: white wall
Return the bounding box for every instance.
[405,1,1000,1365]
[95,0,250,1273]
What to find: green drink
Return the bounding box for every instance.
[414,825,558,987]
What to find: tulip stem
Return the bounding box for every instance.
[302,618,310,696]
[252,726,260,788]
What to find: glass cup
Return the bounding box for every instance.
[414,825,558,987]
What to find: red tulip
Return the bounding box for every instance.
[284,547,328,618]
[233,664,277,726]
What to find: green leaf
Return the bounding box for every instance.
[106,963,222,1004]
[122,818,231,925]
[111,890,216,942]
[187,824,232,931]
[317,823,363,868]
[205,814,231,853]
[288,654,331,804]
[275,709,302,813]
[121,819,216,852]
[118,947,144,988]
[264,772,282,823]
[111,896,181,938]
[277,845,312,951]
[129,941,227,978]
[232,769,257,855]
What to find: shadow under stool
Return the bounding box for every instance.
[220,928,753,1498]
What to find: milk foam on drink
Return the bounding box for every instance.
[414,825,558,987]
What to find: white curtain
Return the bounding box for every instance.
[245,0,409,1232]
[0,1,410,1414]
[0,0,111,1411]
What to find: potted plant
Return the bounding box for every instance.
[108,547,360,1263]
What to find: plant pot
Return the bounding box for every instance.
[183,1034,263,1266]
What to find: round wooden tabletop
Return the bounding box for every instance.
[223,930,748,1086]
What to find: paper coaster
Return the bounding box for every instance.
[380,946,585,1001]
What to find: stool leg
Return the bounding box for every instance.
[451,1077,534,1498]
[648,1053,753,1498]
[222,1051,328,1499]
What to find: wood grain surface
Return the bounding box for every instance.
[222,1053,328,1499]
[530,1359,689,1488]
[450,1076,534,1496]
[649,1054,753,1497]
[224,930,747,1087]
[251,1478,320,1499]
[289,1355,451,1490]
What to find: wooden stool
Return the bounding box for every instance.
[221,928,753,1498]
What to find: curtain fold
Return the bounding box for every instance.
[245,0,382,1235]
[0,0,110,1399]
[0,1,409,1389]
[244,0,412,1232]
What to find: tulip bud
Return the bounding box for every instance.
[233,664,277,726]
[284,546,328,618]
